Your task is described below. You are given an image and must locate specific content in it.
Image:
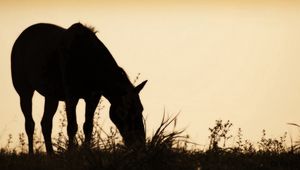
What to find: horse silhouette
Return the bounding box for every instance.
[11,23,147,154]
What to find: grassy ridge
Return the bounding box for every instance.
[1,146,300,170]
[0,115,300,170]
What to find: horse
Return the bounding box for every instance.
[11,23,147,154]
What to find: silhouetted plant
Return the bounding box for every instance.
[133,73,141,85]
[242,139,256,153]
[147,113,190,152]
[287,122,300,152]
[52,110,68,153]
[235,128,243,150]
[32,130,44,153]
[257,129,287,153]
[232,128,255,153]
[89,101,122,151]
[5,134,13,152]
[18,133,26,153]
[208,120,233,151]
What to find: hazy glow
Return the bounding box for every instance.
[1,1,300,147]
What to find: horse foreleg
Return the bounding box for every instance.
[41,97,58,154]
[83,96,100,146]
[66,98,79,150]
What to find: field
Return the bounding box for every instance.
[0,114,300,170]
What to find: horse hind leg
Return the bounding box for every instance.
[19,90,35,154]
[41,97,58,154]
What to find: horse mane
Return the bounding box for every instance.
[83,24,98,34]
[69,23,98,35]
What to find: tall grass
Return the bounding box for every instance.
[1,112,300,170]
[287,123,300,152]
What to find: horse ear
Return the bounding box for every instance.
[135,80,147,94]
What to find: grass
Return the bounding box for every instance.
[0,113,300,170]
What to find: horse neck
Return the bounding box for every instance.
[102,67,134,102]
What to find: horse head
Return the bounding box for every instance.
[109,80,147,148]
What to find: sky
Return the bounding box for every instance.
[1,0,300,148]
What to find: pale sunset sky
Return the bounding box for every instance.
[1,0,300,148]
